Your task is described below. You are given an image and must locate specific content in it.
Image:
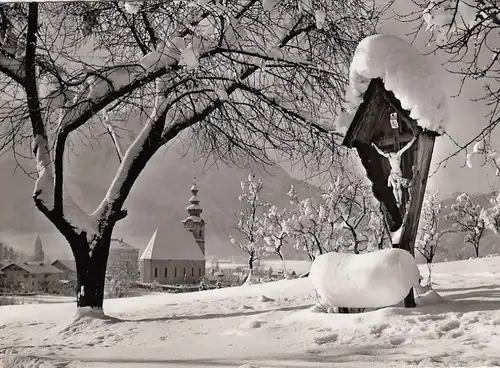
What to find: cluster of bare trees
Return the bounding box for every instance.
[0,1,381,309]
[231,172,393,280]
[416,190,494,287]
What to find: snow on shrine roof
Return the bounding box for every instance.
[140,228,205,261]
[336,34,448,135]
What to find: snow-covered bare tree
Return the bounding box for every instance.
[366,206,391,251]
[230,174,267,284]
[0,1,381,309]
[262,205,290,278]
[446,193,487,257]
[283,186,328,260]
[32,234,45,262]
[480,192,500,235]
[284,175,383,259]
[416,191,452,287]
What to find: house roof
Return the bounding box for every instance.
[52,259,77,272]
[1,262,63,274]
[140,228,205,261]
[110,238,138,250]
[26,263,64,274]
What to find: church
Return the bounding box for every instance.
[139,179,206,285]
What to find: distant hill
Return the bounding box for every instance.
[0,133,321,260]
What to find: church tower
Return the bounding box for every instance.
[182,177,206,256]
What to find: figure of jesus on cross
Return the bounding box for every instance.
[371,137,417,208]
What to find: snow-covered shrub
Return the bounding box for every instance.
[106,261,133,298]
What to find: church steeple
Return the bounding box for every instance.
[182,177,206,256]
[187,177,203,219]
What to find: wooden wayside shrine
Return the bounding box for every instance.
[342,78,440,308]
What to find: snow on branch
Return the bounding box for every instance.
[92,76,170,221]
[336,34,449,135]
[33,134,54,210]
[422,0,498,46]
[101,109,124,163]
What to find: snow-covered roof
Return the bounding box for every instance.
[1,262,63,274]
[110,238,138,250]
[52,259,77,272]
[337,34,448,135]
[140,228,205,261]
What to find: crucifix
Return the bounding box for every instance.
[371,136,417,208]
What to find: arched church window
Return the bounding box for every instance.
[154,267,158,278]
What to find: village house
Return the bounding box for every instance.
[0,262,63,291]
[51,239,139,282]
[51,260,77,281]
[140,179,206,285]
[108,238,140,280]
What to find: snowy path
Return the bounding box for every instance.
[1,257,500,368]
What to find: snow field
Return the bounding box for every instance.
[0,257,499,367]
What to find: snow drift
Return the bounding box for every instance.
[336,34,448,135]
[309,249,421,308]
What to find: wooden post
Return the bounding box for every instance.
[396,131,437,307]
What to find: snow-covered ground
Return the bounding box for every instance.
[217,259,312,275]
[1,257,500,368]
[4,295,76,305]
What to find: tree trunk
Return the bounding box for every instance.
[72,233,112,309]
[244,252,254,284]
[426,262,432,288]
[278,252,288,278]
[474,244,479,258]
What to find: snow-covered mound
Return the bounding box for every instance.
[336,34,448,135]
[309,249,421,308]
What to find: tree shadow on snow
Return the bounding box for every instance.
[412,297,500,315]
[109,304,313,323]
[25,346,403,368]
[22,355,243,367]
[437,284,500,293]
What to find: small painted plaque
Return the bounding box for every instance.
[390,112,398,129]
